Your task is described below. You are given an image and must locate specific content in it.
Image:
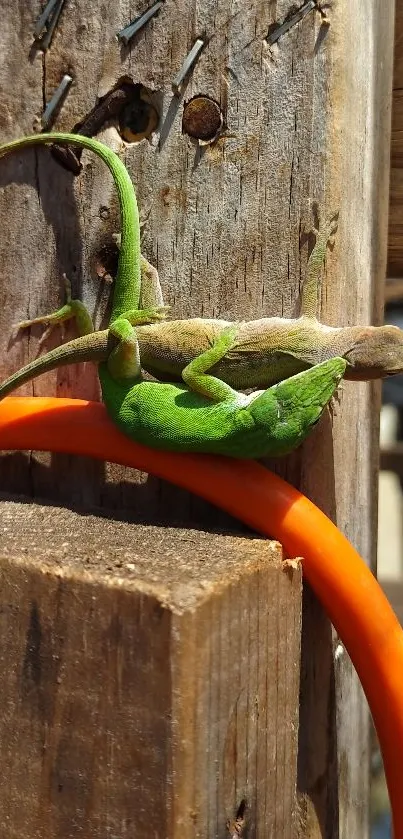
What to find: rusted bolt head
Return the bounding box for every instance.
[182,95,223,144]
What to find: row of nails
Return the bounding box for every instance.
[36,0,326,53]
[117,0,205,89]
[37,0,326,126]
[35,0,166,50]
[36,0,204,125]
[35,0,204,87]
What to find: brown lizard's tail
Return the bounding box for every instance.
[0,330,113,400]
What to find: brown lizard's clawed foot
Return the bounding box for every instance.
[300,209,340,320]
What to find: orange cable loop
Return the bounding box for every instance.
[0,396,402,836]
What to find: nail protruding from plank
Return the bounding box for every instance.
[41,74,73,129]
[35,0,66,50]
[117,1,163,45]
[266,0,316,45]
[34,0,59,36]
[172,39,204,92]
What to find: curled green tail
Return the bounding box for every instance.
[0,132,141,320]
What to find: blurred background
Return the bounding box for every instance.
[371,7,403,832]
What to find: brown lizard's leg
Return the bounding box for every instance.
[300,211,339,319]
[139,256,165,308]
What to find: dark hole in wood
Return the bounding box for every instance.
[50,80,160,173]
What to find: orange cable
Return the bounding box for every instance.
[0,396,402,836]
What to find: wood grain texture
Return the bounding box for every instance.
[389,0,403,275]
[0,499,301,839]
[0,1,393,836]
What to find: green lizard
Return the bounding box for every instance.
[0,133,401,399]
[0,131,345,458]
[0,132,403,393]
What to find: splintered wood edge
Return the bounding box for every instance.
[0,497,302,611]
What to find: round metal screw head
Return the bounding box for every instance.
[182,95,223,145]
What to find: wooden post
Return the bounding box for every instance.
[0,500,302,837]
[0,1,394,836]
[389,0,403,277]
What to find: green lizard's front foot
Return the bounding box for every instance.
[182,325,240,401]
[118,305,170,327]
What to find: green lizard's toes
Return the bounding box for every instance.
[152,305,171,320]
[221,324,239,342]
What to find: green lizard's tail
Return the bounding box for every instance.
[0,132,141,321]
[0,330,112,400]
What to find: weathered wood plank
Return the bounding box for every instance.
[389,0,403,274]
[0,499,302,838]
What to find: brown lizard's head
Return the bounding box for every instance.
[344,325,403,379]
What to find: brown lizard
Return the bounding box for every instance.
[0,132,401,401]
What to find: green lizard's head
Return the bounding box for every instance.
[344,325,403,379]
[247,357,346,456]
